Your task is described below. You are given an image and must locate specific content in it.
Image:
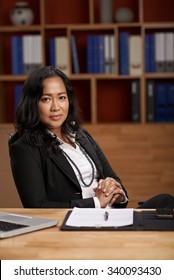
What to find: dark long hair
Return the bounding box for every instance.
[15,66,81,153]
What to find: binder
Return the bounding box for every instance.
[61,210,174,231]
[131,80,140,122]
[49,38,56,67]
[119,32,129,75]
[86,35,94,73]
[146,80,155,122]
[145,34,151,73]
[103,34,115,74]
[22,35,33,74]
[11,36,20,74]
[104,34,110,73]
[129,35,142,75]
[55,36,70,76]
[70,35,80,74]
[149,34,155,72]
[109,34,115,73]
[167,83,174,122]
[155,83,168,122]
[165,32,174,72]
[33,35,42,70]
[145,34,155,73]
[155,32,165,72]
[97,35,105,73]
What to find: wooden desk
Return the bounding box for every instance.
[0,208,173,260]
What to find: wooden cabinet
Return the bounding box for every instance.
[0,0,174,124]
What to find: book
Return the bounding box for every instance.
[70,35,80,74]
[55,36,70,76]
[155,32,165,72]
[131,80,140,122]
[146,80,155,122]
[129,35,142,75]
[119,32,129,75]
[165,32,174,72]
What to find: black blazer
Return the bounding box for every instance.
[9,128,128,208]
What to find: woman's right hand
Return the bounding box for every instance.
[94,178,126,208]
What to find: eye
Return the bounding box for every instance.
[59,94,67,100]
[40,97,51,102]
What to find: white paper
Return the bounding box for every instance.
[66,208,133,228]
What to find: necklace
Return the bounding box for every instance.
[62,142,95,187]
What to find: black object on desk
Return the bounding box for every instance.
[60,210,174,231]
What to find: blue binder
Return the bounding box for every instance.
[119,32,129,75]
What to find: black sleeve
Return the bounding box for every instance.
[81,129,129,207]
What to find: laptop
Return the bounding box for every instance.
[0,211,58,238]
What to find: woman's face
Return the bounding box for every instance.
[38,77,69,137]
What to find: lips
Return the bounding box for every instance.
[50,115,62,120]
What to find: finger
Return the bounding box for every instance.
[97,179,104,189]
[113,180,121,188]
[109,194,120,206]
[105,185,123,197]
[105,184,117,196]
[102,178,115,192]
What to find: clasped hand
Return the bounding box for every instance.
[94,177,126,208]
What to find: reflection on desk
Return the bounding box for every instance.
[0,208,174,260]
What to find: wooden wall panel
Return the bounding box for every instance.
[0,124,22,207]
[0,124,174,208]
[85,124,174,208]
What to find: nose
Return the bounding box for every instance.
[50,99,60,112]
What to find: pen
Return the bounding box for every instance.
[104,211,109,221]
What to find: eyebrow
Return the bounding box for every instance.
[41,92,67,96]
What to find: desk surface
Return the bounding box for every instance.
[0,208,173,260]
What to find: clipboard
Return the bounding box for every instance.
[60,210,174,231]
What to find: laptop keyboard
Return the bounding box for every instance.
[0,220,29,231]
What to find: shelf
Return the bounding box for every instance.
[0,0,174,124]
[0,75,27,81]
[0,25,42,32]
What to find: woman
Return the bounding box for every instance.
[9,66,128,208]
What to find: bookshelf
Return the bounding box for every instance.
[0,0,174,124]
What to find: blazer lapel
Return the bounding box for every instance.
[76,130,103,177]
[50,152,81,189]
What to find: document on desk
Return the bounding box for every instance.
[65,208,133,228]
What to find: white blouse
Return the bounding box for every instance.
[59,138,101,208]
